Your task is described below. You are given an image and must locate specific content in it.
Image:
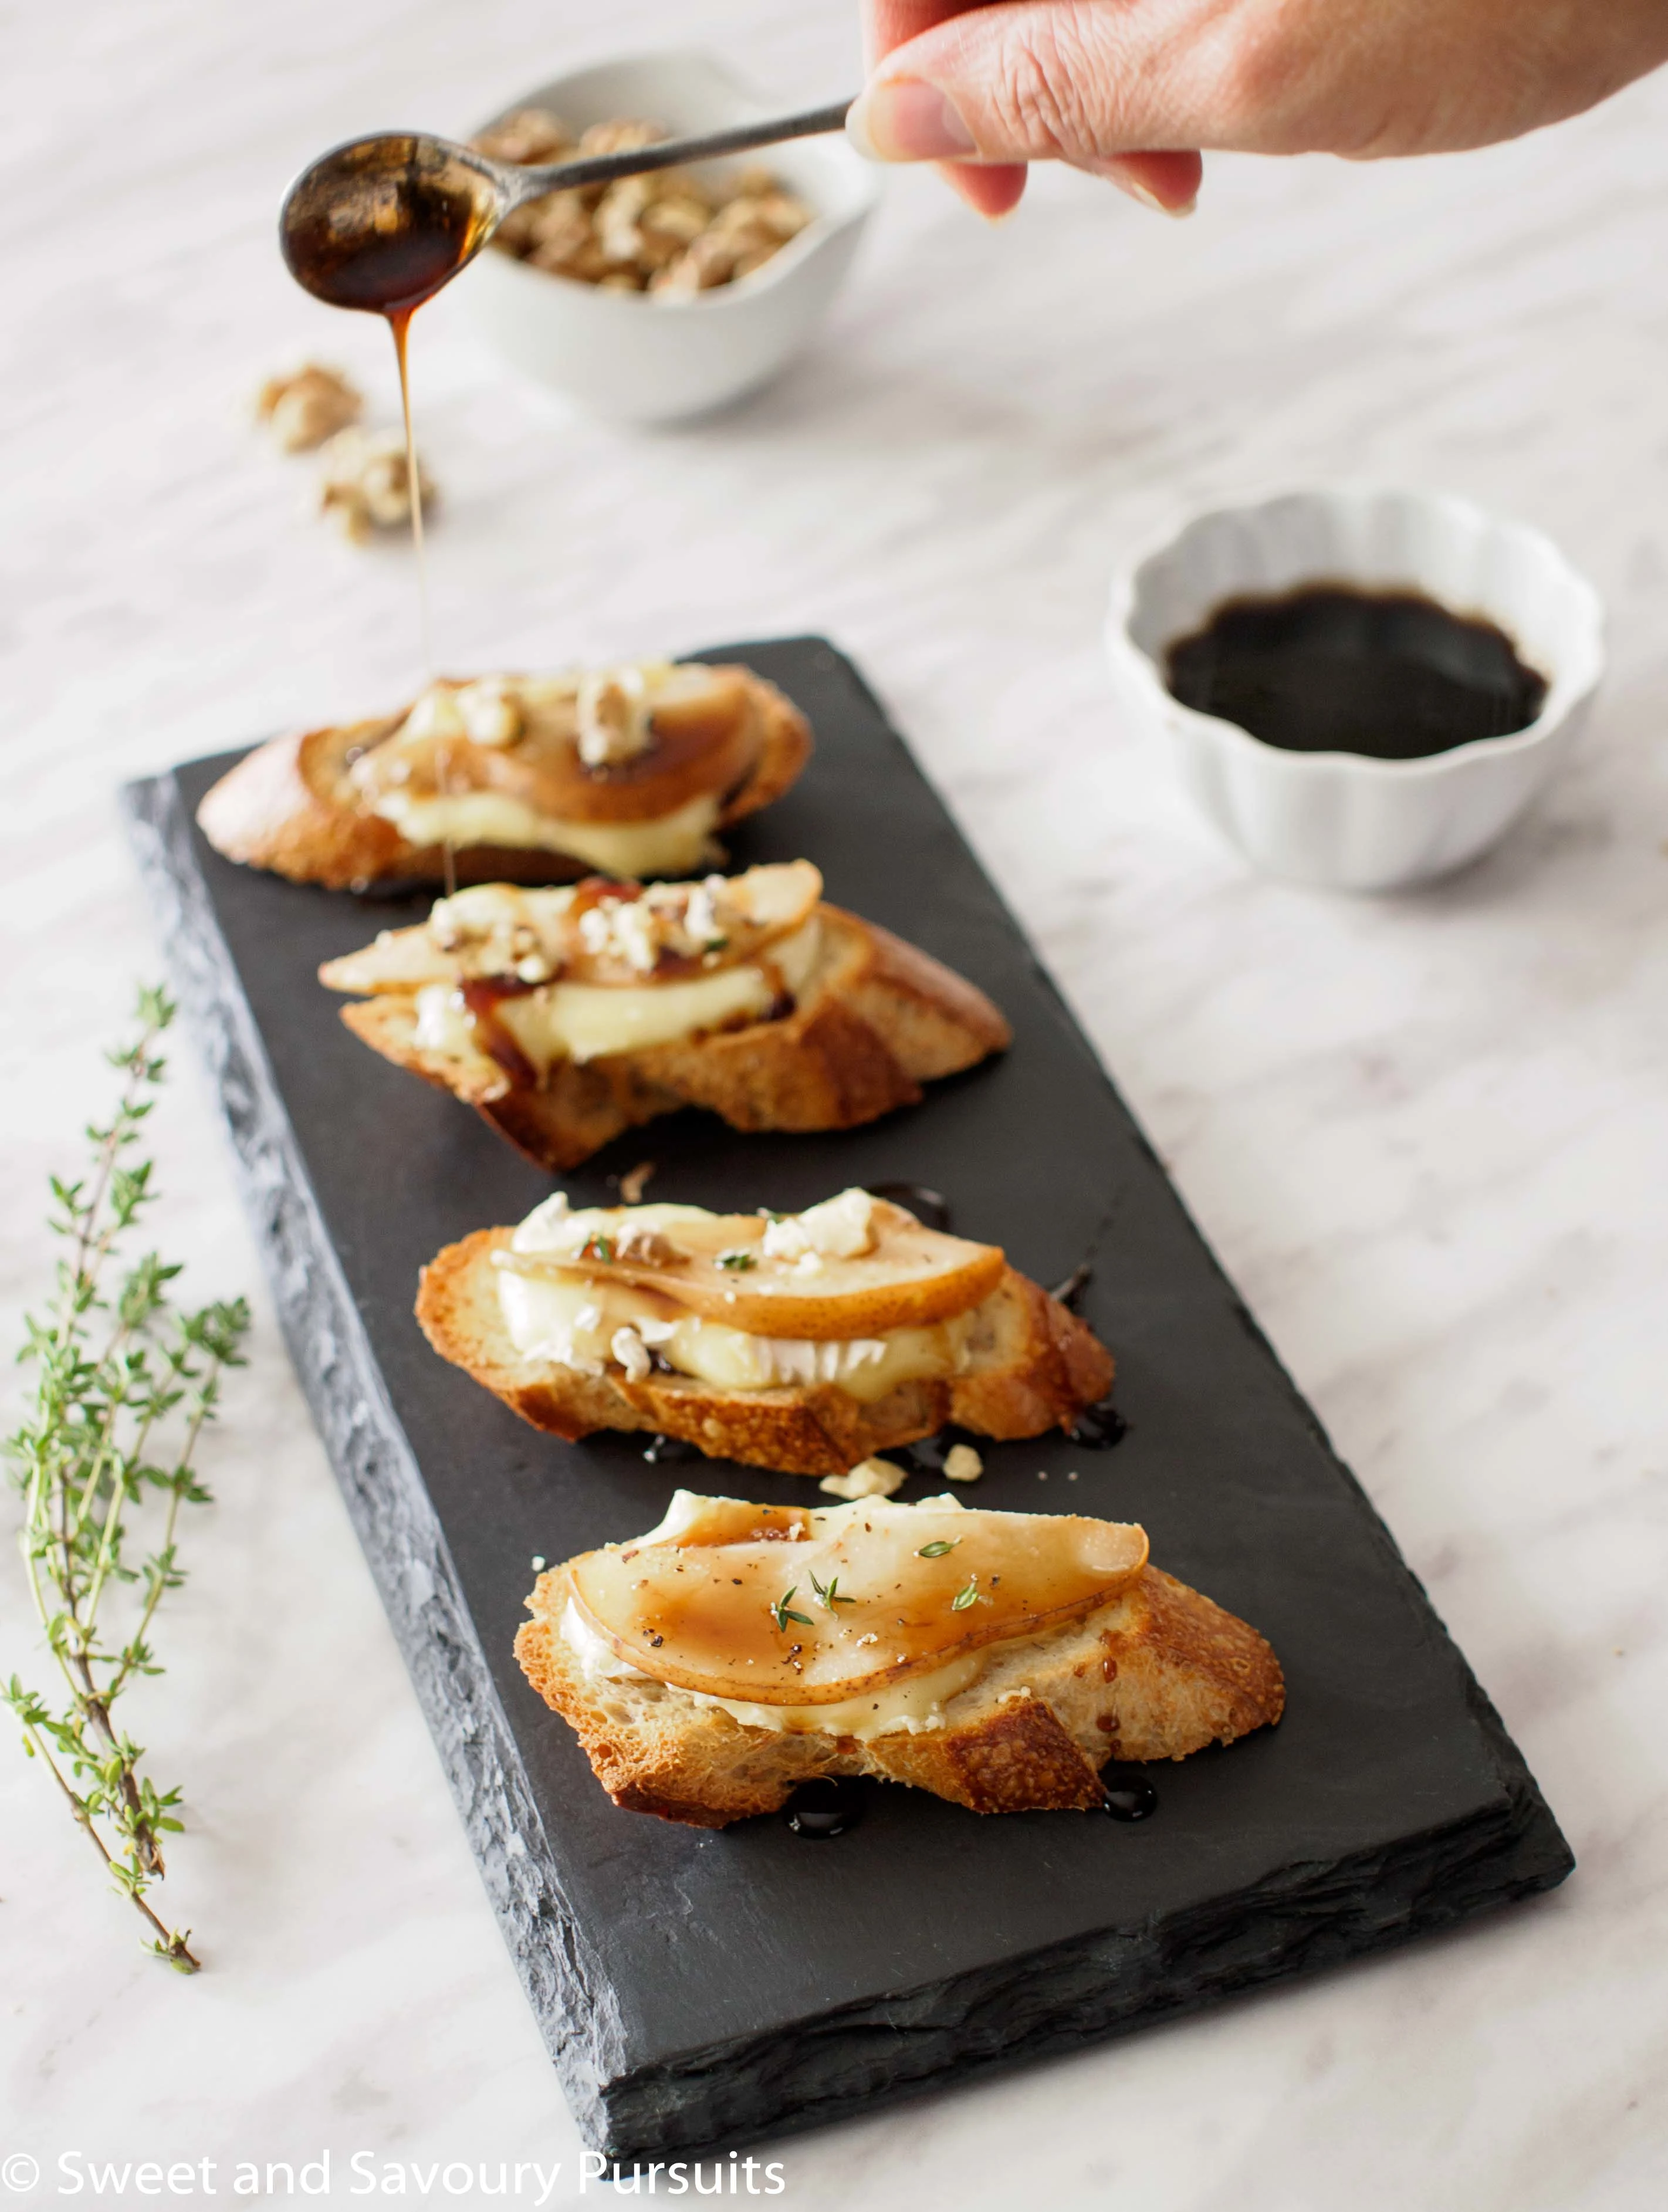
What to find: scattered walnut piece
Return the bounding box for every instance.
[614,1220,685,1267]
[618,1161,657,1205]
[317,427,437,546]
[819,1457,908,1502]
[576,665,654,767]
[471,110,815,296]
[256,363,363,453]
[943,1444,984,1484]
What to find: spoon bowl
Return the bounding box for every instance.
[279,134,505,315]
[279,97,852,319]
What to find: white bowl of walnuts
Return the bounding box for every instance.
[455,51,878,425]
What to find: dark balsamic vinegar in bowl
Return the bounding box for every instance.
[1165,586,1548,761]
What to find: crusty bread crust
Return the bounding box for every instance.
[416,1229,1115,1475]
[332,906,1012,1171]
[514,1561,1283,1825]
[195,670,812,891]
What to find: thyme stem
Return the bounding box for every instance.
[5,988,248,1970]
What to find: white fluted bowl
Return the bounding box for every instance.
[1105,487,1606,891]
[454,52,877,424]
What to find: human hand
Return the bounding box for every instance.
[854,0,1668,218]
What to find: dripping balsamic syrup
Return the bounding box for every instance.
[781,1777,866,1838]
[1100,1765,1158,1821]
[282,147,493,889]
[1067,1398,1129,1450]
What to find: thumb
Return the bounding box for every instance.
[847,3,1210,208]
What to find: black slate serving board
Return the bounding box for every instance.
[123,637,1571,2162]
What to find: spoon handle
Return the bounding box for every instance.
[504,99,856,204]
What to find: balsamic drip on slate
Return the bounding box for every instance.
[641,1433,703,1466]
[1068,1398,1129,1450]
[782,1777,867,1838]
[1101,1766,1158,1822]
[865,1182,951,1233]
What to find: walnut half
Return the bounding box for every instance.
[256,363,364,453]
[317,427,437,545]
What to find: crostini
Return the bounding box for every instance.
[319,863,1011,1169]
[516,1489,1284,1825]
[417,1186,1115,1476]
[196,660,811,891]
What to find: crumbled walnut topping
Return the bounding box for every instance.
[472,110,815,296]
[611,1325,652,1383]
[455,677,522,747]
[614,1221,683,1266]
[573,875,744,975]
[576,664,653,767]
[317,427,435,544]
[256,363,363,452]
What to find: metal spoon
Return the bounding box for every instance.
[278,99,855,316]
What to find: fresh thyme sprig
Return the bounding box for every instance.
[4,987,249,1974]
[807,1568,855,1611]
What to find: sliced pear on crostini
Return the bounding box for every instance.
[569,1493,1149,1705]
[503,1190,1007,1341]
[319,859,824,997]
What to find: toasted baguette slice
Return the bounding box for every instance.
[197,662,810,891]
[516,1550,1283,1827]
[322,868,1011,1170]
[417,1225,1115,1475]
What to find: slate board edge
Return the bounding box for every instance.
[118,688,1572,2162]
[120,768,624,2150]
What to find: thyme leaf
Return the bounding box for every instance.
[916,1539,959,1559]
[771,1587,814,1632]
[808,1569,855,1611]
[950,1574,979,1612]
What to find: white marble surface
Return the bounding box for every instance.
[4,2,1667,2206]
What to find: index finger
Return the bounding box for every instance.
[861,0,1030,215]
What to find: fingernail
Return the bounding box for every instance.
[847,77,978,164]
[1121,177,1197,218]
[1082,159,1198,218]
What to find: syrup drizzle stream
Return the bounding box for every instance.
[388,309,435,681]
[388,307,450,892]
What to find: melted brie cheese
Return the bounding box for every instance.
[366,787,723,874]
[560,1597,985,1738]
[496,1266,976,1399]
[414,917,823,1071]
